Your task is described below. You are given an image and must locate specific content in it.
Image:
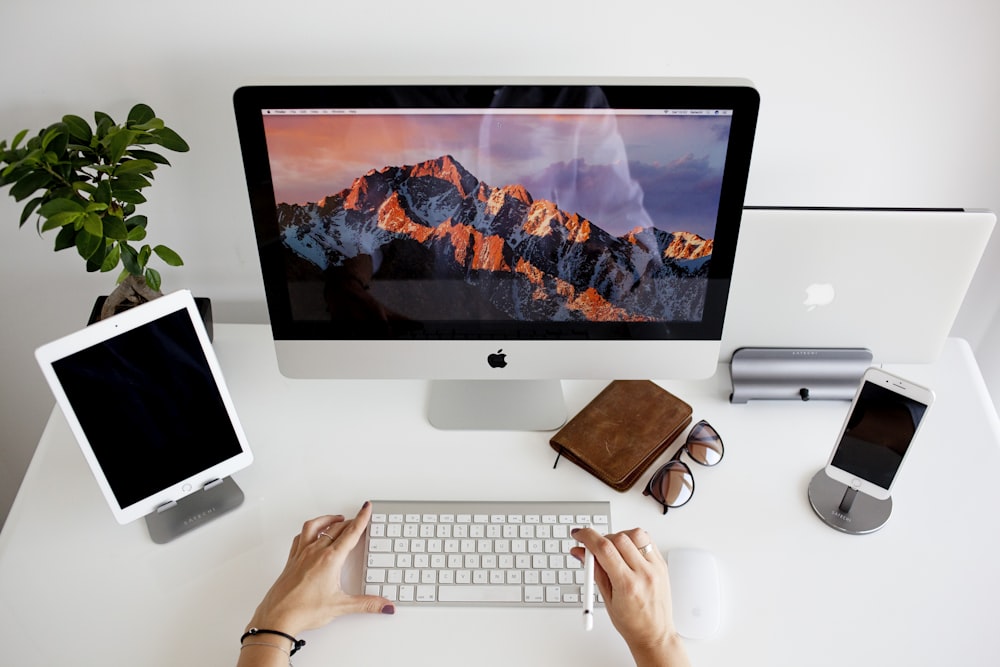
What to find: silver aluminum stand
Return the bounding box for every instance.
[144,477,245,544]
[807,469,892,535]
[729,348,873,403]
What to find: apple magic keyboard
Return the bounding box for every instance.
[362,500,610,607]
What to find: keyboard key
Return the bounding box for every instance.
[439,585,523,603]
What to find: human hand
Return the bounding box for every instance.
[571,527,688,667]
[246,502,394,638]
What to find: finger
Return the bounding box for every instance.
[573,527,631,582]
[328,502,374,555]
[607,531,654,571]
[317,517,353,543]
[570,545,614,602]
[625,528,666,565]
[297,515,346,551]
[342,593,396,616]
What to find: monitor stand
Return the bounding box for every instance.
[427,380,568,431]
[145,477,245,544]
[807,469,892,535]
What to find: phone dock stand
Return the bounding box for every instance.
[807,469,892,534]
[144,477,245,544]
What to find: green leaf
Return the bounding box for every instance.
[40,124,65,151]
[94,111,115,127]
[127,214,148,229]
[75,228,103,260]
[106,128,138,165]
[53,225,76,251]
[72,180,97,195]
[138,244,152,267]
[126,224,147,241]
[153,244,184,267]
[82,212,103,237]
[38,198,85,217]
[150,127,189,152]
[144,267,162,292]
[94,179,112,204]
[40,211,82,232]
[84,242,108,272]
[19,196,43,226]
[100,243,121,272]
[127,149,171,166]
[112,173,152,190]
[127,104,155,127]
[62,115,92,143]
[120,243,140,274]
[11,129,29,150]
[131,119,165,132]
[112,188,147,205]
[102,215,128,240]
[115,159,157,176]
[9,170,51,201]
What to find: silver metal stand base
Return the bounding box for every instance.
[729,347,872,403]
[144,476,245,544]
[808,469,892,534]
[427,380,567,431]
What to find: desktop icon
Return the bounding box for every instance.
[803,283,835,311]
[487,349,508,368]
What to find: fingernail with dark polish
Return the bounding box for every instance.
[382,604,395,615]
[362,501,371,509]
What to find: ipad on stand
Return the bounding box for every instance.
[35,289,254,543]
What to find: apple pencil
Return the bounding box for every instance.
[583,548,595,631]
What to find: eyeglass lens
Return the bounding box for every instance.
[644,420,724,513]
[685,420,724,466]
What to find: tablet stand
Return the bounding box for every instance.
[145,477,245,544]
[807,469,892,534]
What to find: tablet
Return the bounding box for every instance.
[35,289,254,525]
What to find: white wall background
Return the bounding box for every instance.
[2,0,999,527]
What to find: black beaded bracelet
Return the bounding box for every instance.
[241,627,306,656]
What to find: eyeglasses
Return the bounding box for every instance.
[643,420,724,514]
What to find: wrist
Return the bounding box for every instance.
[628,632,690,667]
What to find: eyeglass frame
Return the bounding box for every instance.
[642,419,724,514]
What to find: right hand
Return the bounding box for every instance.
[571,527,685,665]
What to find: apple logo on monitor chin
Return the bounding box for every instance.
[487,349,508,368]
[803,283,835,311]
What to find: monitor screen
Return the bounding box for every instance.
[234,81,758,428]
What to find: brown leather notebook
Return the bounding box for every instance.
[550,380,693,492]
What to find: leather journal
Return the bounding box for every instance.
[550,380,693,492]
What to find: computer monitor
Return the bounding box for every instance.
[233,80,759,429]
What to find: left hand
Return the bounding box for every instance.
[246,501,394,637]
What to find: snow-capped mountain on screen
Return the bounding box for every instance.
[276,155,712,322]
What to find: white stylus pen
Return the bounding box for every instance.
[583,548,595,631]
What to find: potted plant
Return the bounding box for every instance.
[0,103,191,321]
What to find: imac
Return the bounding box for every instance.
[233,80,759,429]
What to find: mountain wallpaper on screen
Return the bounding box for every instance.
[276,155,712,322]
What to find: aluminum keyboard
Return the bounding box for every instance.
[362,500,610,607]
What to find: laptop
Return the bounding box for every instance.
[719,207,996,364]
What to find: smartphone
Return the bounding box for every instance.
[824,367,934,500]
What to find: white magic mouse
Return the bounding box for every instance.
[667,548,721,639]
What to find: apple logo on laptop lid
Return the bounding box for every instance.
[804,283,835,311]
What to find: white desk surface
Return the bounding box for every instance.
[2,325,999,667]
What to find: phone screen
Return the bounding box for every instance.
[829,381,929,490]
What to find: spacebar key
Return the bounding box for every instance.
[438,585,523,603]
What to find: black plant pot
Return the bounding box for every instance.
[88,296,214,341]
